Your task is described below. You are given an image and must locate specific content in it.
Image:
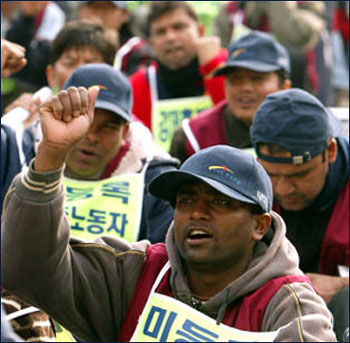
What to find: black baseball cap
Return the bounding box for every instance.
[215,31,290,76]
[250,88,343,164]
[63,63,132,122]
[149,145,272,213]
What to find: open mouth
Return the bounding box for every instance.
[77,149,98,159]
[237,97,255,107]
[187,228,213,244]
[165,46,182,55]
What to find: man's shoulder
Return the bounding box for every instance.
[129,67,149,90]
[188,100,228,133]
[189,100,228,125]
[129,63,157,86]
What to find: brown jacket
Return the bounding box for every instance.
[1,162,336,342]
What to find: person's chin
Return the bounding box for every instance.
[163,56,191,71]
[65,163,100,180]
[234,110,255,126]
[279,199,306,212]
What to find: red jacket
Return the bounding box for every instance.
[117,244,311,341]
[130,50,228,130]
[319,180,349,275]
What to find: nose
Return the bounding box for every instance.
[239,76,254,90]
[273,176,296,197]
[190,199,211,221]
[85,124,99,143]
[163,28,177,41]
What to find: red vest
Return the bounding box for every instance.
[274,181,349,276]
[117,243,311,341]
[319,180,349,275]
[185,100,228,157]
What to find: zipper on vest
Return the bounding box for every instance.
[190,296,203,310]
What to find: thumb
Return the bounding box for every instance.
[87,85,100,118]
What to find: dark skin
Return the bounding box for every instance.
[173,182,271,299]
[35,88,271,300]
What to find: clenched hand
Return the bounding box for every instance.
[34,86,100,172]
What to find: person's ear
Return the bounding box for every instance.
[198,23,205,37]
[46,65,55,89]
[281,78,292,90]
[122,122,130,139]
[119,9,129,26]
[252,213,271,242]
[326,138,338,164]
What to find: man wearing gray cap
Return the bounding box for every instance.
[1,85,336,341]
[170,31,291,163]
[251,88,349,341]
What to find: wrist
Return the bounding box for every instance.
[34,141,68,172]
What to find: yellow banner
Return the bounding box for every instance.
[63,173,144,243]
[152,95,212,152]
[55,321,76,342]
[131,293,279,342]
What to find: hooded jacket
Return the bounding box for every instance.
[2,164,336,342]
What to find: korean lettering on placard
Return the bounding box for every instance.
[65,185,94,202]
[143,305,222,342]
[158,108,194,144]
[141,305,257,342]
[65,181,131,237]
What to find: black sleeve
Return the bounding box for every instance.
[1,125,21,208]
[138,158,179,243]
[169,125,188,164]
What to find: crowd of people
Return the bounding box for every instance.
[1,1,349,342]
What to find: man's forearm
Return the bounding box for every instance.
[34,141,68,172]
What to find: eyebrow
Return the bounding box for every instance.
[268,164,318,178]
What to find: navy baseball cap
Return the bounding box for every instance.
[63,63,132,122]
[79,1,127,8]
[149,145,272,213]
[215,31,290,76]
[250,88,343,165]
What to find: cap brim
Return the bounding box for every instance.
[215,61,281,77]
[148,170,257,207]
[95,99,131,122]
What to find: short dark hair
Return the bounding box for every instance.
[258,142,328,163]
[145,1,198,38]
[244,203,265,215]
[276,69,290,88]
[49,21,117,65]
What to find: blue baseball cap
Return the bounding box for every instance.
[149,145,272,213]
[250,88,343,165]
[63,63,132,122]
[79,1,127,9]
[215,31,290,76]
